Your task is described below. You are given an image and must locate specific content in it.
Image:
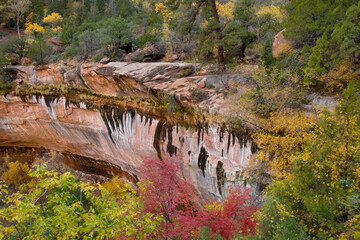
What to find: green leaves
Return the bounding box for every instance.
[259,80,360,239]
[0,165,160,239]
[332,2,360,62]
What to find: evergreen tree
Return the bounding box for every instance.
[283,0,357,48]
[332,1,360,63]
[307,33,331,75]
[60,17,77,46]
[261,38,274,66]
[222,0,256,61]
[32,0,44,24]
[28,34,52,64]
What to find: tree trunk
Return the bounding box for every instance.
[209,0,225,72]
[241,41,246,60]
[16,11,21,39]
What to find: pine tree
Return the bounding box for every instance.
[307,33,331,75]
[261,39,274,67]
[332,1,360,63]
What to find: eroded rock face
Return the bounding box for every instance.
[272,29,291,58]
[1,61,260,198]
[0,95,255,198]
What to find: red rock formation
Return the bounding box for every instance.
[0,94,255,197]
[0,62,259,197]
[46,37,65,51]
[272,29,291,58]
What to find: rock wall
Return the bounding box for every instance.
[0,95,256,198]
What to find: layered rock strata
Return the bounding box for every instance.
[1,62,258,198]
[0,94,256,198]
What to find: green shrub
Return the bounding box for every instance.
[136,31,161,48]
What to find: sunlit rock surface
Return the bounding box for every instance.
[0,94,256,198]
[1,62,261,198]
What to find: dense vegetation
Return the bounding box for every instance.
[1,0,360,239]
[0,158,257,239]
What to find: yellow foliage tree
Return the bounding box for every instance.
[25,22,45,34]
[43,12,63,26]
[102,175,135,198]
[256,5,284,23]
[2,161,31,188]
[43,12,63,32]
[216,0,235,21]
[251,111,315,178]
[155,2,174,61]
[319,62,359,93]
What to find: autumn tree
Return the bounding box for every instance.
[138,157,258,239]
[5,0,31,39]
[198,188,258,239]
[43,12,63,32]
[260,80,360,239]
[1,161,31,188]
[0,164,160,239]
[138,157,198,239]
[251,111,314,179]
[25,20,51,64]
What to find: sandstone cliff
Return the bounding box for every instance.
[1,62,258,198]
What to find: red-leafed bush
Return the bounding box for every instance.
[198,188,258,239]
[139,157,199,239]
[138,157,258,239]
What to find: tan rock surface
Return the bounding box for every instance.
[0,95,255,197]
[273,29,291,58]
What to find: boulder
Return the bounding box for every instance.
[99,57,110,64]
[46,37,65,51]
[129,44,166,62]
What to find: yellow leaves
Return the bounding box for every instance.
[43,13,63,33]
[201,19,208,29]
[2,161,31,188]
[252,111,315,178]
[25,23,45,34]
[155,3,173,25]
[155,3,166,14]
[319,61,359,93]
[102,175,135,199]
[43,12,63,26]
[216,1,235,21]
[256,5,284,22]
[339,214,360,239]
[204,201,223,211]
[51,26,62,32]
[155,3,174,61]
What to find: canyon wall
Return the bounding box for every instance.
[1,62,257,198]
[0,94,256,197]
